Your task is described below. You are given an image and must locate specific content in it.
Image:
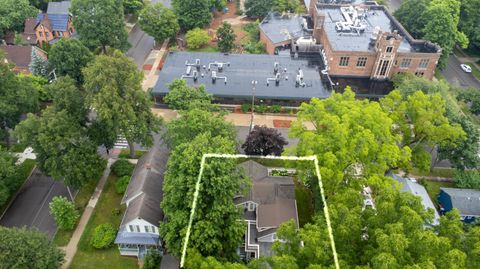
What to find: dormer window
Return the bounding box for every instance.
[386,46,393,53]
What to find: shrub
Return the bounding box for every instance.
[241,104,252,113]
[270,105,282,113]
[90,223,116,249]
[115,176,130,194]
[111,208,121,216]
[255,104,268,113]
[245,41,266,54]
[186,28,210,50]
[49,196,79,231]
[111,160,134,177]
[143,249,162,269]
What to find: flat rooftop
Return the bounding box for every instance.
[153,52,330,101]
[260,13,309,44]
[319,5,412,52]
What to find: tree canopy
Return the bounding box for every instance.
[0,0,37,36]
[186,28,210,50]
[123,0,144,15]
[241,125,288,156]
[0,52,39,144]
[0,149,19,207]
[49,38,93,84]
[244,0,273,18]
[0,227,64,268]
[49,196,80,230]
[459,0,480,49]
[83,50,162,157]
[217,22,235,52]
[138,3,179,43]
[14,77,106,188]
[172,0,211,30]
[71,0,130,53]
[163,79,214,111]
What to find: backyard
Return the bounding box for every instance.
[294,177,314,227]
[69,174,137,269]
[420,180,455,208]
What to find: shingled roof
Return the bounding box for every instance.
[120,138,168,227]
[441,188,480,217]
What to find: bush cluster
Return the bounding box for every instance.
[90,223,116,249]
[240,104,283,113]
[111,160,134,177]
[115,175,130,194]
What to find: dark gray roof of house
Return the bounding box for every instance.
[260,13,309,44]
[160,254,180,269]
[0,45,32,69]
[120,137,169,226]
[152,52,330,101]
[236,160,298,229]
[47,1,71,14]
[441,188,480,216]
[391,174,439,224]
[115,226,160,245]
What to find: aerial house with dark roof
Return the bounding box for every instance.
[152,51,332,106]
[114,141,168,259]
[35,1,75,45]
[438,188,480,224]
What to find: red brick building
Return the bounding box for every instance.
[309,2,441,80]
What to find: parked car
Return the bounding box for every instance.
[461,64,472,73]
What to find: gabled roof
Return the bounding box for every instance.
[22,18,38,44]
[236,160,298,229]
[36,13,70,32]
[390,173,440,225]
[441,188,480,217]
[120,137,168,227]
[115,226,159,245]
[0,45,33,69]
[47,1,71,14]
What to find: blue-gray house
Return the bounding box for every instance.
[438,188,480,223]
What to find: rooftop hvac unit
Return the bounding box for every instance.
[211,71,227,84]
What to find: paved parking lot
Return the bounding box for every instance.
[0,168,71,239]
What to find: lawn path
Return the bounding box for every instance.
[60,159,115,269]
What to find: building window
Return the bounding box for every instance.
[400,58,411,69]
[136,225,140,232]
[151,226,156,233]
[59,31,64,37]
[129,225,134,232]
[339,56,349,66]
[39,32,43,37]
[145,226,150,233]
[46,32,50,38]
[386,46,393,53]
[419,59,429,69]
[356,57,367,67]
[415,71,425,77]
[377,60,390,77]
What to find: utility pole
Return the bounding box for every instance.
[249,80,258,132]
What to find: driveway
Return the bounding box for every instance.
[0,168,71,239]
[442,55,480,89]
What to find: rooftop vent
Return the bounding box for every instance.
[335,6,367,34]
[266,72,281,86]
[296,68,306,87]
[181,69,199,82]
[211,71,227,84]
[185,59,201,70]
[207,61,230,72]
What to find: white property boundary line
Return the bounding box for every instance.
[179,154,340,269]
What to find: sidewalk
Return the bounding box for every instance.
[150,108,315,130]
[60,158,115,269]
[142,40,169,90]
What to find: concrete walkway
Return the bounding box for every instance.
[60,159,115,269]
[142,39,169,90]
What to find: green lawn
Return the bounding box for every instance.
[294,178,314,227]
[119,149,146,159]
[420,180,455,208]
[464,62,480,81]
[409,167,456,178]
[0,159,36,215]
[70,175,138,269]
[54,176,100,246]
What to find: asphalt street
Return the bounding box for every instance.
[0,168,71,239]
[442,55,480,89]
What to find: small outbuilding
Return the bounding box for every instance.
[438,188,480,223]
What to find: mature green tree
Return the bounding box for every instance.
[163,79,213,111]
[393,0,429,39]
[0,227,64,268]
[139,3,179,43]
[184,249,249,269]
[14,78,106,188]
[272,0,301,13]
[186,28,210,49]
[173,0,211,30]
[457,87,480,115]
[241,125,288,156]
[18,74,50,102]
[453,170,480,189]
[83,50,162,157]
[164,108,235,148]
[49,39,93,84]
[290,88,411,194]
[29,48,49,77]
[49,196,79,230]
[465,226,480,268]
[0,52,38,145]
[123,0,144,15]
[459,0,480,49]
[71,0,130,53]
[0,149,18,206]
[160,133,246,259]
[244,0,272,18]
[143,249,162,269]
[437,114,479,170]
[0,0,37,37]
[217,22,235,52]
[381,90,465,171]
